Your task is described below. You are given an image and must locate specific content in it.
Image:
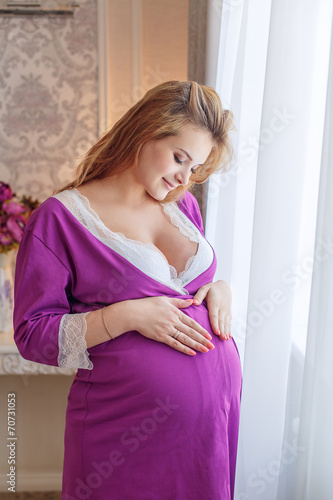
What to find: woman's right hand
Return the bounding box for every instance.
[129,296,215,356]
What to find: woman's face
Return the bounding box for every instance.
[134,126,214,201]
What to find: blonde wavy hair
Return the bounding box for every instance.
[54,80,234,202]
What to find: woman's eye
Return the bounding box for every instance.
[174,154,184,165]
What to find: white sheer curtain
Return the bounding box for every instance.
[204,0,333,499]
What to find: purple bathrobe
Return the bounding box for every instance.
[14,191,242,500]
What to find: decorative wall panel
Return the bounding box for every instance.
[0,0,98,200]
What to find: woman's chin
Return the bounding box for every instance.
[146,189,168,202]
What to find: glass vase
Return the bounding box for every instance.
[0,252,14,334]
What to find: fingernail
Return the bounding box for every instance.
[205,333,212,340]
[189,349,196,355]
[207,342,215,349]
[201,346,209,353]
[193,298,199,305]
[216,329,221,336]
[185,299,193,302]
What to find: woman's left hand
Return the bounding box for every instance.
[193,280,232,340]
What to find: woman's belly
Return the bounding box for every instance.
[64,303,242,499]
[70,303,242,428]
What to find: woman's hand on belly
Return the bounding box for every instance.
[192,280,232,340]
[129,296,215,356]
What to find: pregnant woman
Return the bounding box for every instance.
[14,81,242,500]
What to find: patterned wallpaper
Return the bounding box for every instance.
[0,0,98,201]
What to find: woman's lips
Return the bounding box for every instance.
[162,178,175,190]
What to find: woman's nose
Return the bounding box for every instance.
[175,168,191,186]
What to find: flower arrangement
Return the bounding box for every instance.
[0,181,39,254]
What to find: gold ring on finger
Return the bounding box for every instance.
[173,329,180,340]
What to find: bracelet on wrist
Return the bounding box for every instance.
[101,306,114,340]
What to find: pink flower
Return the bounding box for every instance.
[0,182,13,203]
[6,214,26,242]
[0,182,39,252]
[2,200,25,215]
[0,230,13,245]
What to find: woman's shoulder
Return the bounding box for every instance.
[19,191,88,264]
[26,195,67,226]
[177,190,204,234]
[24,191,78,242]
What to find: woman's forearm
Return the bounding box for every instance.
[85,300,136,348]
[84,296,214,355]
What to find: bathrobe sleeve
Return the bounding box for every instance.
[14,196,96,370]
[14,191,93,370]
[13,226,73,367]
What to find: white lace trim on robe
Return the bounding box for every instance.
[53,188,214,370]
[58,312,93,370]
